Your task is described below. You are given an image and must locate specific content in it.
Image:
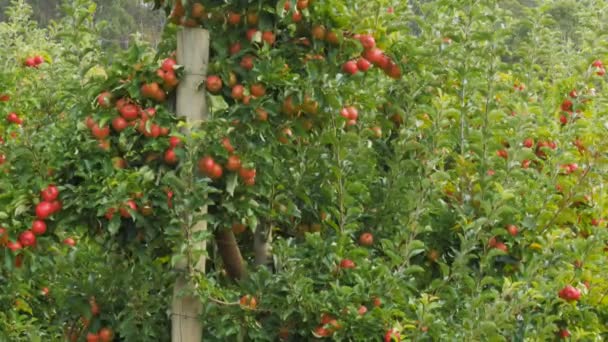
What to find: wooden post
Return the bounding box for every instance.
[171,28,209,342]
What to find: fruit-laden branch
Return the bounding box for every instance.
[215,228,246,280]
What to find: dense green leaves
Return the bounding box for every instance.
[1,0,608,341]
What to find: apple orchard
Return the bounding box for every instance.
[1,0,608,341]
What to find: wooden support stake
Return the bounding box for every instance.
[171,28,209,342]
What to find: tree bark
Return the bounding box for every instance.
[215,228,246,280]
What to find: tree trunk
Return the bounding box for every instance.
[171,28,209,342]
[215,228,246,280]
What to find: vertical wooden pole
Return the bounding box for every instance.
[171,28,209,342]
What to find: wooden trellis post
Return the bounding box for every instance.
[171,28,209,342]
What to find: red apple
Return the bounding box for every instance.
[97,91,112,108]
[112,116,128,132]
[31,220,47,236]
[506,224,518,236]
[357,58,372,71]
[119,103,140,121]
[358,34,376,49]
[19,230,36,247]
[164,148,178,165]
[339,259,356,269]
[36,201,54,220]
[342,60,358,75]
[40,185,59,202]
[359,232,373,246]
[226,155,242,172]
[161,58,177,72]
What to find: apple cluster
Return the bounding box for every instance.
[23,55,45,68]
[197,137,257,186]
[342,34,402,79]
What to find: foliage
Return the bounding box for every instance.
[1,0,608,341]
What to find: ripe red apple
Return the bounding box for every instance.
[112,157,127,169]
[161,58,177,72]
[250,83,266,98]
[169,136,181,148]
[222,137,235,154]
[227,12,241,25]
[558,285,581,302]
[561,99,573,112]
[262,31,276,45]
[240,55,254,70]
[342,60,358,75]
[384,61,402,79]
[120,200,138,218]
[296,0,309,10]
[292,11,302,22]
[363,48,385,66]
[24,57,37,67]
[104,208,116,220]
[494,242,508,253]
[496,149,508,159]
[506,224,518,236]
[86,333,99,342]
[19,230,36,247]
[7,112,22,125]
[164,148,178,165]
[98,328,113,342]
[50,200,62,213]
[91,123,110,140]
[239,295,257,309]
[238,167,256,180]
[346,106,358,120]
[198,156,216,174]
[357,305,368,315]
[357,58,372,71]
[31,220,47,236]
[112,116,128,132]
[40,185,59,202]
[36,201,54,220]
[209,163,223,179]
[7,241,22,252]
[162,69,179,89]
[313,326,330,338]
[256,108,269,121]
[231,85,245,101]
[97,91,112,108]
[119,103,139,121]
[63,237,76,247]
[384,328,401,342]
[359,232,373,246]
[523,138,534,148]
[206,75,223,93]
[359,34,376,49]
[226,155,242,172]
[246,28,259,42]
[311,25,326,40]
[339,259,356,269]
